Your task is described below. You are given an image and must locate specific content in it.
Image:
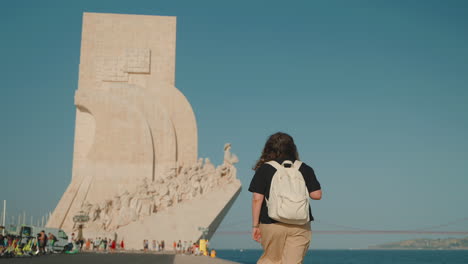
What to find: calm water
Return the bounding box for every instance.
[217,249,468,264]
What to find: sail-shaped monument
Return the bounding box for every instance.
[47,12,241,249]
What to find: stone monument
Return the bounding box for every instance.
[46,12,241,249]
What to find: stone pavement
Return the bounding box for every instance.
[1,253,240,264]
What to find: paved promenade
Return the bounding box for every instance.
[1,252,240,264]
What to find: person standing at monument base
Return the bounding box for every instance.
[249,132,322,264]
[120,239,125,251]
[38,230,47,254]
[76,225,84,251]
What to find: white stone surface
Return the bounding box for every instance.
[125,48,151,73]
[46,12,241,249]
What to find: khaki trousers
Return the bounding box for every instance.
[257,222,311,264]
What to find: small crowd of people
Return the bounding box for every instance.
[67,232,125,253]
[0,230,59,257]
[62,224,124,253]
[88,237,124,252]
[1,224,216,258]
[142,239,216,257]
[143,239,164,252]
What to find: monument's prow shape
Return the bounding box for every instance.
[47,13,241,249]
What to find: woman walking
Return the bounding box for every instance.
[249,132,322,264]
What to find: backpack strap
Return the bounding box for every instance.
[266,160,282,171]
[293,160,303,169]
[265,161,282,206]
[267,160,301,169]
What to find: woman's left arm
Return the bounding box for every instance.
[310,189,322,200]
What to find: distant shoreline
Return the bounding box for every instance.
[367,236,468,250]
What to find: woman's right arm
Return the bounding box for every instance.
[251,192,264,242]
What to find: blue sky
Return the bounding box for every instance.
[1,0,467,249]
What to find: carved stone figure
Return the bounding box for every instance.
[91,204,101,221]
[224,143,239,165]
[204,158,216,173]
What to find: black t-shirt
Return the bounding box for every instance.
[248,159,321,224]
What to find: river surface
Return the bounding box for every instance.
[217,249,468,264]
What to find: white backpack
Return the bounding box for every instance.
[265,160,310,225]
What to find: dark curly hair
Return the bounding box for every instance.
[253,132,299,170]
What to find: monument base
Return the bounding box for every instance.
[76,180,241,250]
